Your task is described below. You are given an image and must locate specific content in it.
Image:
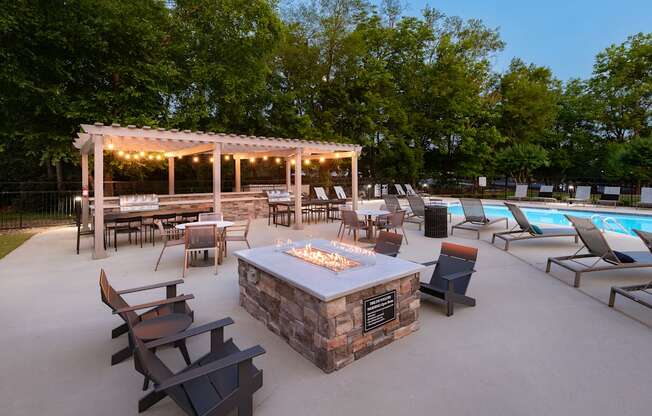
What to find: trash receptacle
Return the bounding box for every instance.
[424,205,448,238]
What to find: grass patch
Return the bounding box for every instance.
[0,232,34,259]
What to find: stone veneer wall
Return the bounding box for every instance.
[238,259,420,373]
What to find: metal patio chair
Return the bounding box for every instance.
[419,242,478,316]
[373,231,403,257]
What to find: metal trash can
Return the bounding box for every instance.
[424,205,448,238]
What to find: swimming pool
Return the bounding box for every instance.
[447,204,652,236]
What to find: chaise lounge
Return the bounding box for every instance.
[546,216,652,287]
[492,203,578,250]
[451,198,508,239]
[506,184,528,201]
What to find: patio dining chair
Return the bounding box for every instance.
[154,220,185,271]
[451,198,508,239]
[199,212,223,222]
[99,269,194,366]
[491,203,578,250]
[338,210,368,243]
[111,216,143,251]
[546,216,652,287]
[373,231,403,257]
[376,210,409,244]
[183,224,221,277]
[419,242,478,316]
[131,318,265,416]
[224,218,251,254]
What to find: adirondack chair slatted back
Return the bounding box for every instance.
[504,203,533,232]
[459,199,487,223]
[565,215,619,263]
[99,269,139,326]
[374,231,403,257]
[407,195,425,217]
[429,243,478,295]
[131,336,195,414]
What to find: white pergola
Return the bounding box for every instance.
[75,123,362,259]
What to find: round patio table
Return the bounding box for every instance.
[354,208,390,243]
[175,220,234,230]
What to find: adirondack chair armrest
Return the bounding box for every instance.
[420,260,438,267]
[154,345,266,392]
[440,270,477,281]
[116,279,184,295]
[144,317,235,349]
[113,294,194,314]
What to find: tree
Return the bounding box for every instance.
[495,143,549,184]
[619,136,652,184]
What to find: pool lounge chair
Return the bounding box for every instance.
[451,198,508,239]
[531,185,557,202]
[419,242,478,316]
[404,184,417,196]
[506,184,528,201]
[546,216,652,287]
[492,203,578,250]
[314,186,329,200]
[394,184,406,196]
[635,187,652,209]
[333,185,347,200]
[609,230,652,311]
[597,186,621,206]
[567,186,591,205]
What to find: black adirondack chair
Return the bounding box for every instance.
[132,318,265,415]
[100,269,195,367]
[419,242,478,316]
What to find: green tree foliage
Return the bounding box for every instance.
[0,0,650,187]
[495,143,549,184]
[620,136,652,183]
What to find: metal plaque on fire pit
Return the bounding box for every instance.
[363,290,396,332]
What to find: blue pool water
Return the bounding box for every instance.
[447,204,652,236]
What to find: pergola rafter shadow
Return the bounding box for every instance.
[75,122,362,259]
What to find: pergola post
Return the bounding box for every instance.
[81,152,90,231]
[285,157,292,191]
[93,135,107,259]
[351,151,359,210]
[235,157,241,192]
[168,157,175,195]
[294,148,303,230]
[213,143,222,213]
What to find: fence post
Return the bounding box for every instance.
[19,190,24,229]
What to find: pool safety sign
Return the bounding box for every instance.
[363,290,396,332]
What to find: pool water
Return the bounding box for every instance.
[447,204,652,236]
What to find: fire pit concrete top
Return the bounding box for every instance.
[234,239,425,301]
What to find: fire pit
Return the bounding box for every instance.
[235,239,424,372]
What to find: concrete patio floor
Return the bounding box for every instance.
[1,205,651,416]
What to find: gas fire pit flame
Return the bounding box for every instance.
[286,243,361,273]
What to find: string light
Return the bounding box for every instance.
[164,152,172,158]
[118,150,124,157]
[125,154,131,160]
[291,159,296,165]
[107,143,114,150]
[155,155,162,160]
[177,155,182,160]
[133,154,140,160]
[263,156,268,161]
[193,156,199,163]
[334,153,340,158]
[304,159,311,165]
[148,154,153,160]
[275,157,281,164]
[210,157,214,162]
[139,151,145,157]
[249,157,255,163]
[224,155,230,161]
[319,157,325,163]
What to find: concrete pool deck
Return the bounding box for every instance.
[0,203,651,416]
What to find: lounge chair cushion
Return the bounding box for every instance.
[614,251,636,263]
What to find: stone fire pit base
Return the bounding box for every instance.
[238,259,420,373]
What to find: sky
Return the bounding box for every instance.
[382,0,652,80]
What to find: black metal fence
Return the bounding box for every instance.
[0,190,80,229]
